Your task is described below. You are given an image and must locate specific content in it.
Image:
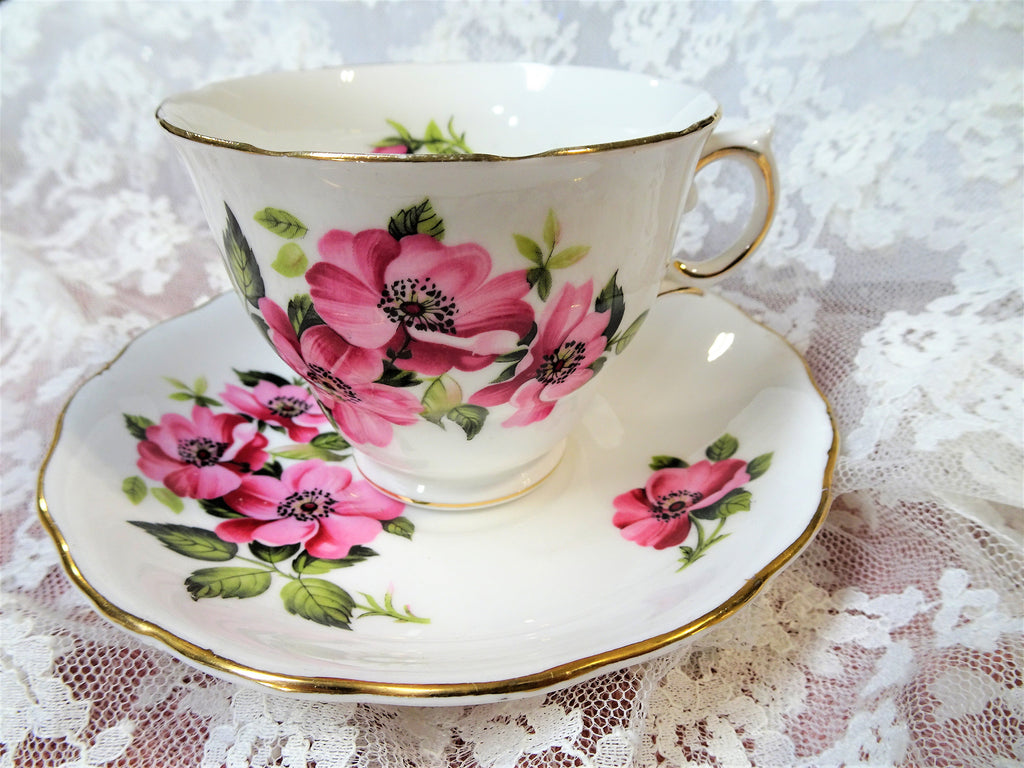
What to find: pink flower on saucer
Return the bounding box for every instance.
[221,381,328,443]
[215,459,405,559]
[136,405,270,499]
[469,280,607,426]
[372,145,409,154]
[259,298,421,447]
[307,229,534,376]
[612,459,750,550]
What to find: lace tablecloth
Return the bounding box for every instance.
[2,2,1021,766]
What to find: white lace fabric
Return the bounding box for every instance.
[2,2,1021,766]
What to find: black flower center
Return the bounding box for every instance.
[277,489,337,521]
[536,341,587,385]
[652,489,704,521]
[177,436,229,467]
[378,277,457,334]
[305,364,359,404]
[267,395,310,419]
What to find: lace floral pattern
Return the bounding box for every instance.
[2,2,1021,766]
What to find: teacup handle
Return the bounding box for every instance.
[669,126,777,283]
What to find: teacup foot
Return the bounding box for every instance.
[352,443,566,510]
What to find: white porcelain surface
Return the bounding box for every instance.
[39,289,835,705]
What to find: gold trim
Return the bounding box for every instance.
[154,65,721,162]
[675,145,777,280]
[36,290,837,701]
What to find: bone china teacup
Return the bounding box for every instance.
[156,63,776,509]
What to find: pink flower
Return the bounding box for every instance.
[469,281,607,426]
[259,298,421,447]
[307,229,534,376]
[215,460,405,559]
[136,405,270,499]
[372,145,409,154]
[612,460,751,550]
[221,381,329,443]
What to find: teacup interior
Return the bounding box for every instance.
[157,63,719,158]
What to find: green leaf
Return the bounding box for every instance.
[122,476,147,505]
[513,234,544,265]
[249,542,301,563]
[446,404,487,440]
[385,119,415,146]
[421,374,462,426]
[542,208,560,250]
[124,414,154,441]
[223,204,265,308]
[310,432,350,451]
[292,546,378,574]
[271,242,308,277]
[547,245,590,270]
[595,271,626,341]
[490,361,521,384]
[254,460,284,479]
[493,347,528,365]
[382,516,415,540]
[388,198,445,241]
[376,361,421,388]
[233,368,291,388]
[164,377,189,390]
[287,294,324,338]
[193,376,208,395]
[649,455,689,471]
[168,392,193,401]
[198,496,244,519]
[706,433,739,461]
[527,267,553,301]
[186,566,273,600]
[588,356,607,375]
[151,487,185,514]
[272,444,347,462]
[613,310,649,354]
[423,119,445,152]
[254,207,308,239]
[717,489,752,517]
[281,578,355,629]
[747,452,774,480]
[129,521,238,561]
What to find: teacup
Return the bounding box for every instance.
[156,63,776,509]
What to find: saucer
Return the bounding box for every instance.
[38,289,836,705]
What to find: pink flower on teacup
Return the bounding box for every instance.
[221,381,328,443]
[259,298,421,447]
[469,280,607,426]
[612,459,750,550]
[136,405,270,499]
[215,459,405,559]
[306,229,535,376]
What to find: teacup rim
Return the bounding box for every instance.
[155,62,723,162]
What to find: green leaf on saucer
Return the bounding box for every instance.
[185,566,273,600]
[249,542,300,564]
[271,242,308,278]
[292,546,378,575]
[649,455,689,471]
[254,207,308,239]
[151,487,185,514]
[281,578,355,629]
[129,521,238,561]
[706,433,739,461]
[383,516,415,540]
[123,414,154,440]
[747,452,774,480]
[310,432,350,451]
[122,476,147,505]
